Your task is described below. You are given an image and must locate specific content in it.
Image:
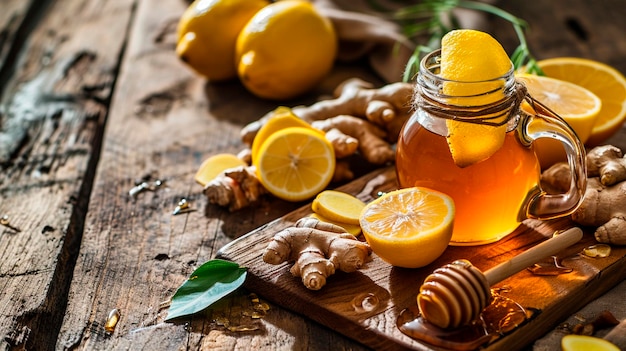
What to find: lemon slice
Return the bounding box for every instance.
[516,73,602,168]
[308,213,361,236]
[312,190,366,225]
[359,187,455,268]
[194,153,247,187]
[440,30,513,168]
[561,335,620,351]
[535,57,626,146]
[256,126,335,202]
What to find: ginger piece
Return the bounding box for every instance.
[241,78,413,165]
[311,115,394,165]
[262,217,371,290]
[541,145,626,245]
[204,165,267,212]
[586,145,626,186]
[241,78,413,144]
[324,128,358,159]
[332,160,354,183]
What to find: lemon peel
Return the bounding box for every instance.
[440,29,513,167]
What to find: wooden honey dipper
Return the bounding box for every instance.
[417,227,583,329]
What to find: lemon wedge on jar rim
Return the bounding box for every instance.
[440,29,513,168]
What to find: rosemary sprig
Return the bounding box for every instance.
[394,0,543,82]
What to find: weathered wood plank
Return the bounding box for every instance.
[0,0,134,350]
[0,0,35,72]
[55,0,379,350]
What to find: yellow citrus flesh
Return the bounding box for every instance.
[359,187,455,268]
[194,153,247,187]
[236,0,337,100]
[311,190,366,226]
[309,213,362,236]
[561,335,620,351]
[251,107,322,165]
[536,57,626,146]
[176,0,269,81]
[516,73,602,168]
[256,127,335,202]
[440,30,513,168]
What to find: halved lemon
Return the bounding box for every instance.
[251,106,322,165]
[536,57,626,146]
[359,187,455,268]
[516,73,602,168]
[256,126,335,202]
[561,335,620,351]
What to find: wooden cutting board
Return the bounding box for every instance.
[217,166,626,351]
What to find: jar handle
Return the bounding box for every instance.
[517,96,587,219]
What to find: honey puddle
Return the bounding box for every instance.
[397,289,536,350]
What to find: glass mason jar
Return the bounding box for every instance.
[396,50,587,246]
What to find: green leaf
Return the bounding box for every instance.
[165,259,247,321]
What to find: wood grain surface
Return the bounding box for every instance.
[1,0,625,350]
[217,166,626,351]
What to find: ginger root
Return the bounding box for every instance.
[586,144,626,186]
[242,78,413,166]
[204,165,267,212]
[312,115,394,165]
[202,78,413,211]
[541,145,626,245]
[262,217,371,290]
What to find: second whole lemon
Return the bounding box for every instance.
[235,0,338,100]
[176,0,269,81]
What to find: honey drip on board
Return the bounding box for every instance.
[351,293,380,313]
[397,289,536,350]
[527,256,573,276]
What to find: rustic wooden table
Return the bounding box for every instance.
[1,1,625,350]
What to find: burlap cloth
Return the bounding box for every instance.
[312,2,626,349]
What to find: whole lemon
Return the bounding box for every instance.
[176,0,269,81]
[236,0,337,100]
